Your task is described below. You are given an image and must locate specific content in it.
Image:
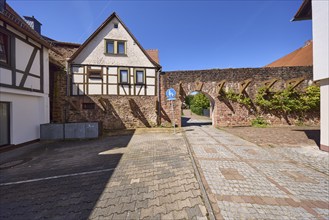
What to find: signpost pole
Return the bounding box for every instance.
[166,88,177,135]
[171,100,176,134]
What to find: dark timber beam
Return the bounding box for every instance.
[216,80,226,95]
[239,78,252,94]
[285,77,305,90]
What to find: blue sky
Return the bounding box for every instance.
[8,0,312,71]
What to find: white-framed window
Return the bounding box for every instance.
[135,69,145,84]
[119,68,129,84]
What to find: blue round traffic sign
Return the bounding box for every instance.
[166,88,176,101]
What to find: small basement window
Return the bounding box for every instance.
[135,70,145,84]
[82,103,95,110]
[119,69,129,84]
[87,67,103,79]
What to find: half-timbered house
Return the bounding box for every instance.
[0,3,51,146]
[65,12,161,129]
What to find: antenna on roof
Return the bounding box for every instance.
[0,0,6,13]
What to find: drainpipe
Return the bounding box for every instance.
[157,67,162,126]
[65,58,71,125]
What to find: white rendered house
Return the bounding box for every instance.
[293,0,329,151]
[0,3,50,146]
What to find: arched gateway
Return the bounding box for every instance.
[159,66,315,127]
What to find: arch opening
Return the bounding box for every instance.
[181,91,215,127]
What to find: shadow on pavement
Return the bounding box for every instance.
[0,131,135,219]
[181,116,212,127]
[294,129,320,148]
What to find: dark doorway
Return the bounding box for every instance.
[0,102,10,146]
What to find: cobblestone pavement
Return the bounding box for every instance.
[0,130,208,219]
[183,121,329,220]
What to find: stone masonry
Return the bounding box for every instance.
[160,66,318,127]
[52,66,318,129]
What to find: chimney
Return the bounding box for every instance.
[23,16,42,34]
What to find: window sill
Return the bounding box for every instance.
[104,53,127,57]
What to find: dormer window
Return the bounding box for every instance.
[105,39,126,55]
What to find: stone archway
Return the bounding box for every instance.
[159,66,314,128]
[182,89,216,126]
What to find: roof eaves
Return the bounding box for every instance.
[292,0,312,21]
[1,4,62,56]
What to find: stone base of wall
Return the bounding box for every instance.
[65,95,158,130]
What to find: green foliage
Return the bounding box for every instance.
[224,90,252,107]
[255,85,320,114]
[190,105,203,115]
[190,93,210,115]
[184,95,194,109]
[251,116,269,128]
[300,85,320,111]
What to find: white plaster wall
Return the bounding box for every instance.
[24,76,40,90]
[73,17,155,67]
[30,50,40,76]
[312,0,329,81]
[320,79,329,147]
[15,38,33,72]
[146,69,156,77]
[0,68,12,85]
[43,47,49,95]
[147,85,155,96]
[109,85,117,94]
[0,90,49,145]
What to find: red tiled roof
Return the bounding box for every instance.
[265,41,313,67]
[146,49,160,64]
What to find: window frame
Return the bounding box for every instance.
[104,39,126,55]
[0,31,10,67]
[105,39,115,54]
[134,69,145,85]
[118,68,130,85]
[117,41,126,55]
[87,66,103,79]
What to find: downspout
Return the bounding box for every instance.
[157,67,162,126]
[65,58,70,124]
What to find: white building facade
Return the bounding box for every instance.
[312,0,329,151]
[69,13,160,97]
[0,4,50,146]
